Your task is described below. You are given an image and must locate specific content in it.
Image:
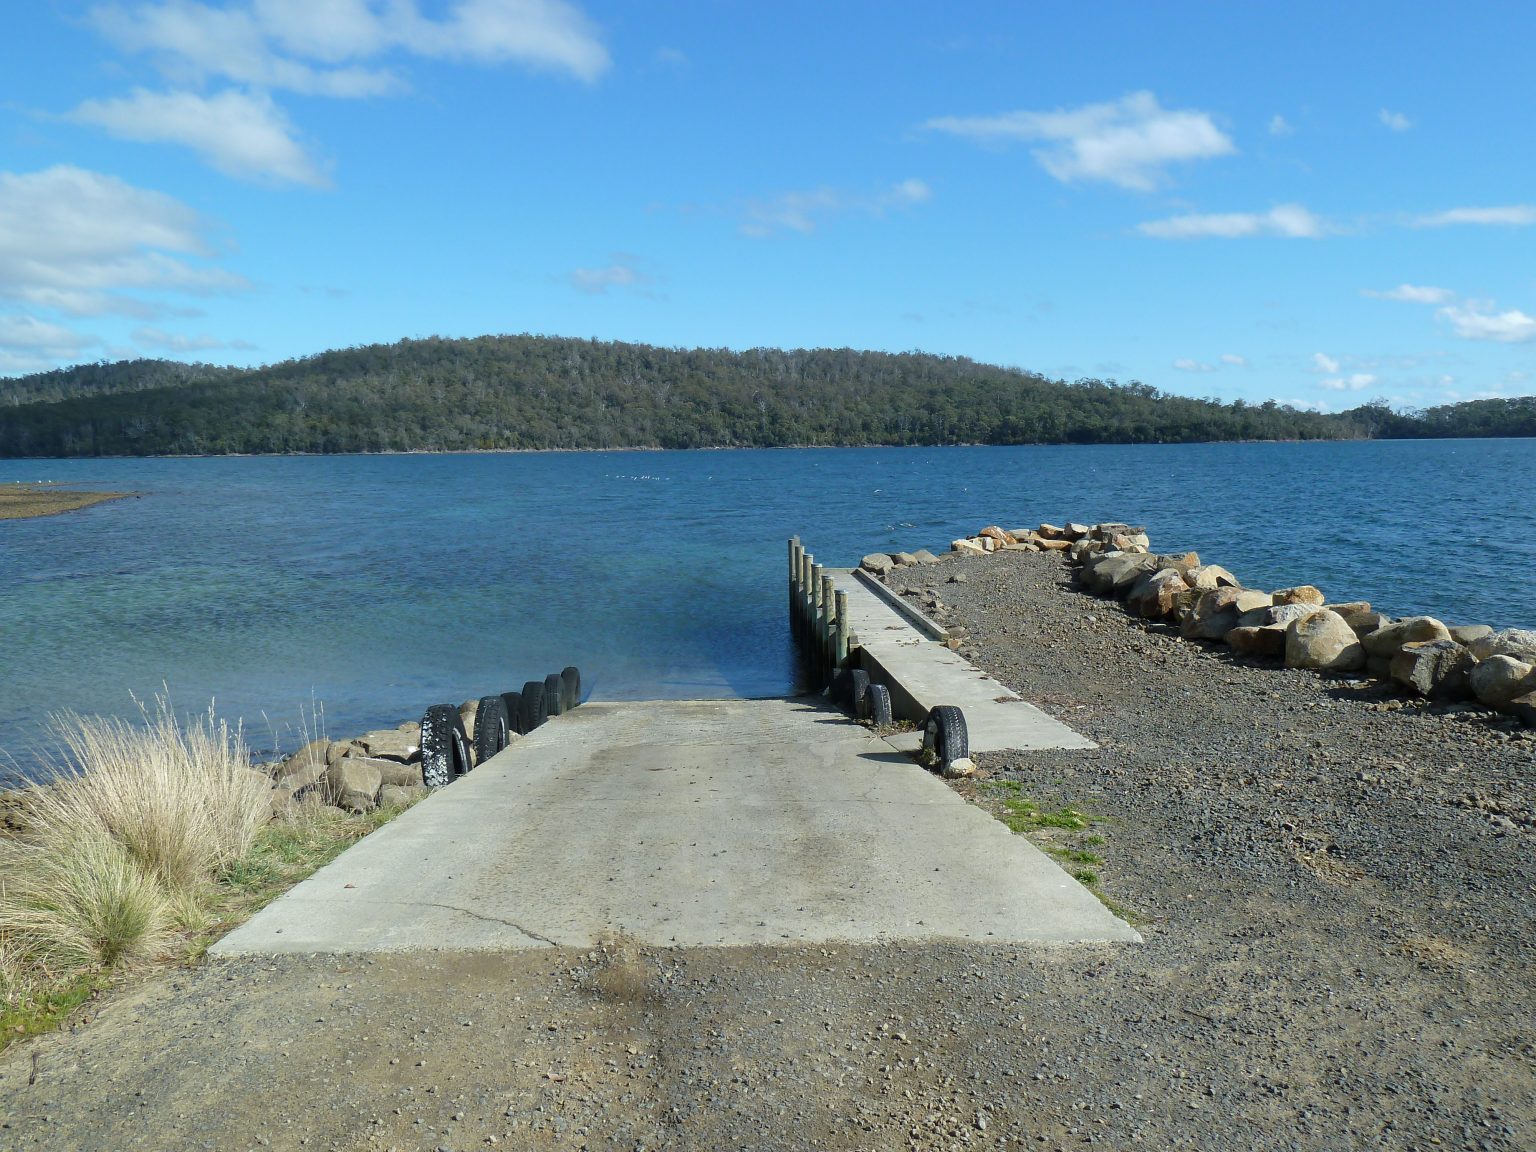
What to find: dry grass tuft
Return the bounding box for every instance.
[0,833,171,968]
[23,700,270,893]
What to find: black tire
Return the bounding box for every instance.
[473,694,509,764]
[922,705,969,766]
[866,684,893,728]
[849,669,871,717]
[518,680,548,732]
[544,673,566,717]
[561,666,581,710]
[500,691,522,733]
[420,703,471,788]
[830,668,853,708]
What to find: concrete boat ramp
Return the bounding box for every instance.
[214,569,1136,957]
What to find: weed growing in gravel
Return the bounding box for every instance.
[976,780,1136,921]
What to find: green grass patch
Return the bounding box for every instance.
[976,780,1137,923]
[190,803,414,957]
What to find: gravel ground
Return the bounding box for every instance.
[1,547,1531,1151]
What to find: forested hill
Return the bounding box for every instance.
[0,335,1532,456]
[0,358,238,409]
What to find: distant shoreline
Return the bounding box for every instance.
[0,486,135,520]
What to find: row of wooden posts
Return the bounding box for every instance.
[788,536,862,689]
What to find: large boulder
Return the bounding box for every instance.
[1236,602,1318,630]
[978,526,1016,546]
[1182,587,1245,641]
[355,728,419,763]
[1034,537,1072,551]
[1126,568,1191,619]
[1233,589,1275,613]
[860,553,895,575]
[911,549,940,565]
[1226,625,1287,658]
[379,783,430,808]
[1449,624,1494,646]
[1468,655,1536,710]
[1507,692,1536,728]
[1081,551,1152,596]
[1467,628,1536,663]
[1390,640,1474,699]
[1285,609,1365,672]
[1273,585,1325,607]
[1101,530,1151,551]
[338,755,421,788]
[272,738,329,785]
[1362,616,1452,659]
[1067,538,1103,562]
[326,759,382,813]
[1036,523,1068,540]
[1152,551,1200,577]
[1090,522,1136,540]
[1187,564,1241,591]
[1329,601,1373,626]
[952,538,986,555]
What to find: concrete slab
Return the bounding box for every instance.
[213,698,1136,955]
[832,570,1097,753]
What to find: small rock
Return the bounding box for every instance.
[942,757,976,779]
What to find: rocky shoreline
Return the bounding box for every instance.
[866,520,1536,730]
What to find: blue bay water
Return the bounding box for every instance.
[1,441,1532,782]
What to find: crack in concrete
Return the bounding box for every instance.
[410,901,560,946]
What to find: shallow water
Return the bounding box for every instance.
[2,441,1532,780]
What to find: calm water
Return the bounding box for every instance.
[2,442,1532,781]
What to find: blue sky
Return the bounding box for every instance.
[2,2,1534,412]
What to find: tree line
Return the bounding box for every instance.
[0,335,1531,457]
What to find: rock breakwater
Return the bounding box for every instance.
[860,521,1536,727]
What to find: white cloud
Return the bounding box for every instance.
[90,0,397,96]
[654,46,687,67]
[1268,114,1293,136]
[72,88,328,187]
[133,325,255,351]
[1412,205,1536,227]
[1171,357,1214,372]
[1312,352,1340,373]
[92,0,609,87]
[1320,373,1378,391]
[1438,301,1536,343]
[1363,283,1454,304]
[740,179,932,237]
[0,314,101,358]
[1138,203,1325,239]
[1220,353,1248,367]
[0,165,246,317]
[1379,108,1412,132]
[923,90,1233,191]
[568,256,654,295]
[400,0,609,78]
